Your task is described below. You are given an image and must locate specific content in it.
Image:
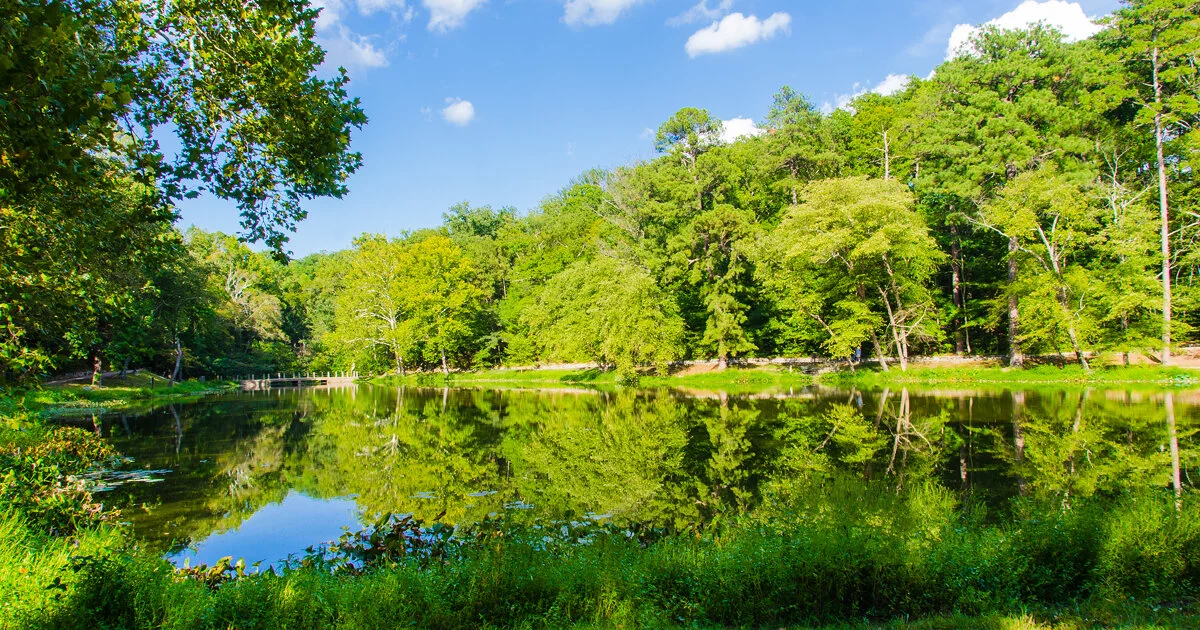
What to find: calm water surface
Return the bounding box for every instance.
[72,384,1198,567]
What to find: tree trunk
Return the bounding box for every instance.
[91,355,103,388]
[1008,236,1023,368]
[171,336,182,385]
[882,129,891,180]
[1154,45,1172,366]
[951,224,965,354]
[1057,285,1090,371]
[119,358,129,378]
[440,347,449,377]
[717,354,728,371]
[1066,326,1090,371]
[881,292,909,372]
[870,330,890,372]
[396,353,406,377]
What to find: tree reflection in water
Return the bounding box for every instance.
[87,384,1197,560]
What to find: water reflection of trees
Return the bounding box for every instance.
[99,385,1197,551]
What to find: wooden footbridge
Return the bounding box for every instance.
[237,372,359,390]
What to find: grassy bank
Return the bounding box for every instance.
[1,374,238,428]
[818,364,1200,389]
[373,366,814,393]
[4,483,1199,629]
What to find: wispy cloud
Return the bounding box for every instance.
[424,0,487,32]
[563,0,647,27]
[667,0,734,27]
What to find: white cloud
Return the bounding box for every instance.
[563,0,647,27]
[719,117,764,144]
[639,127,655,140]
[685,12,791,57]
[320,27,390,70]
[873,73,910,96]
[946,0,1103,58]
[313,0,347,32]
[442,97,476,126]
[424,0,486,32]
[667,0,734,27]
[823,74,912,113]
[311,0,397,71]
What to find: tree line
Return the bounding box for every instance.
[2,0,1198,383]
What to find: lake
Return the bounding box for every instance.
[75,383,1196,568]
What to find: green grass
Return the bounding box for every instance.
[0,376,238,429]
[819,364,1200,389]
[376,362,1200,396]
[6,486,1200,629]
[373,366,813,393]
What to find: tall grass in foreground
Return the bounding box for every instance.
[7,481,1199,629]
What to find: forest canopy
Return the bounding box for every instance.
[1,0,1198,383]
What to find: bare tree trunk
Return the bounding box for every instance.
[91,355,103,388]
[951,224,965,354]
[441,347,450,377]
[1122,314,1131,366]
[119,358,129,379]
[1167,391,1182,512]
[1066,326,1090,372]
[882,129,891,180]
[870,330,890,372]
[1008,237,1023,368]
[1154,45,1172,366]
[717,354,728,371]
[170,336,183,385]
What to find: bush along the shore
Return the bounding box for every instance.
[0,427,121,536]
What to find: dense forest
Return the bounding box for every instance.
[3,1,1198,383]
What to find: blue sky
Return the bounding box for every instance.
[179,0,1121,257]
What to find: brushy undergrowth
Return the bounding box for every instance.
[0,427,121,536]
[4,482,1198,629]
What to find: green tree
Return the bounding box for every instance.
[329,236,416,375]
[979,168,1105,369]
[762,177,943,370]
[1107,0,1200,364]
[403,235,488,375]
[522,257,685,378]
[913,25,1111,366]
[761,87,842,204]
